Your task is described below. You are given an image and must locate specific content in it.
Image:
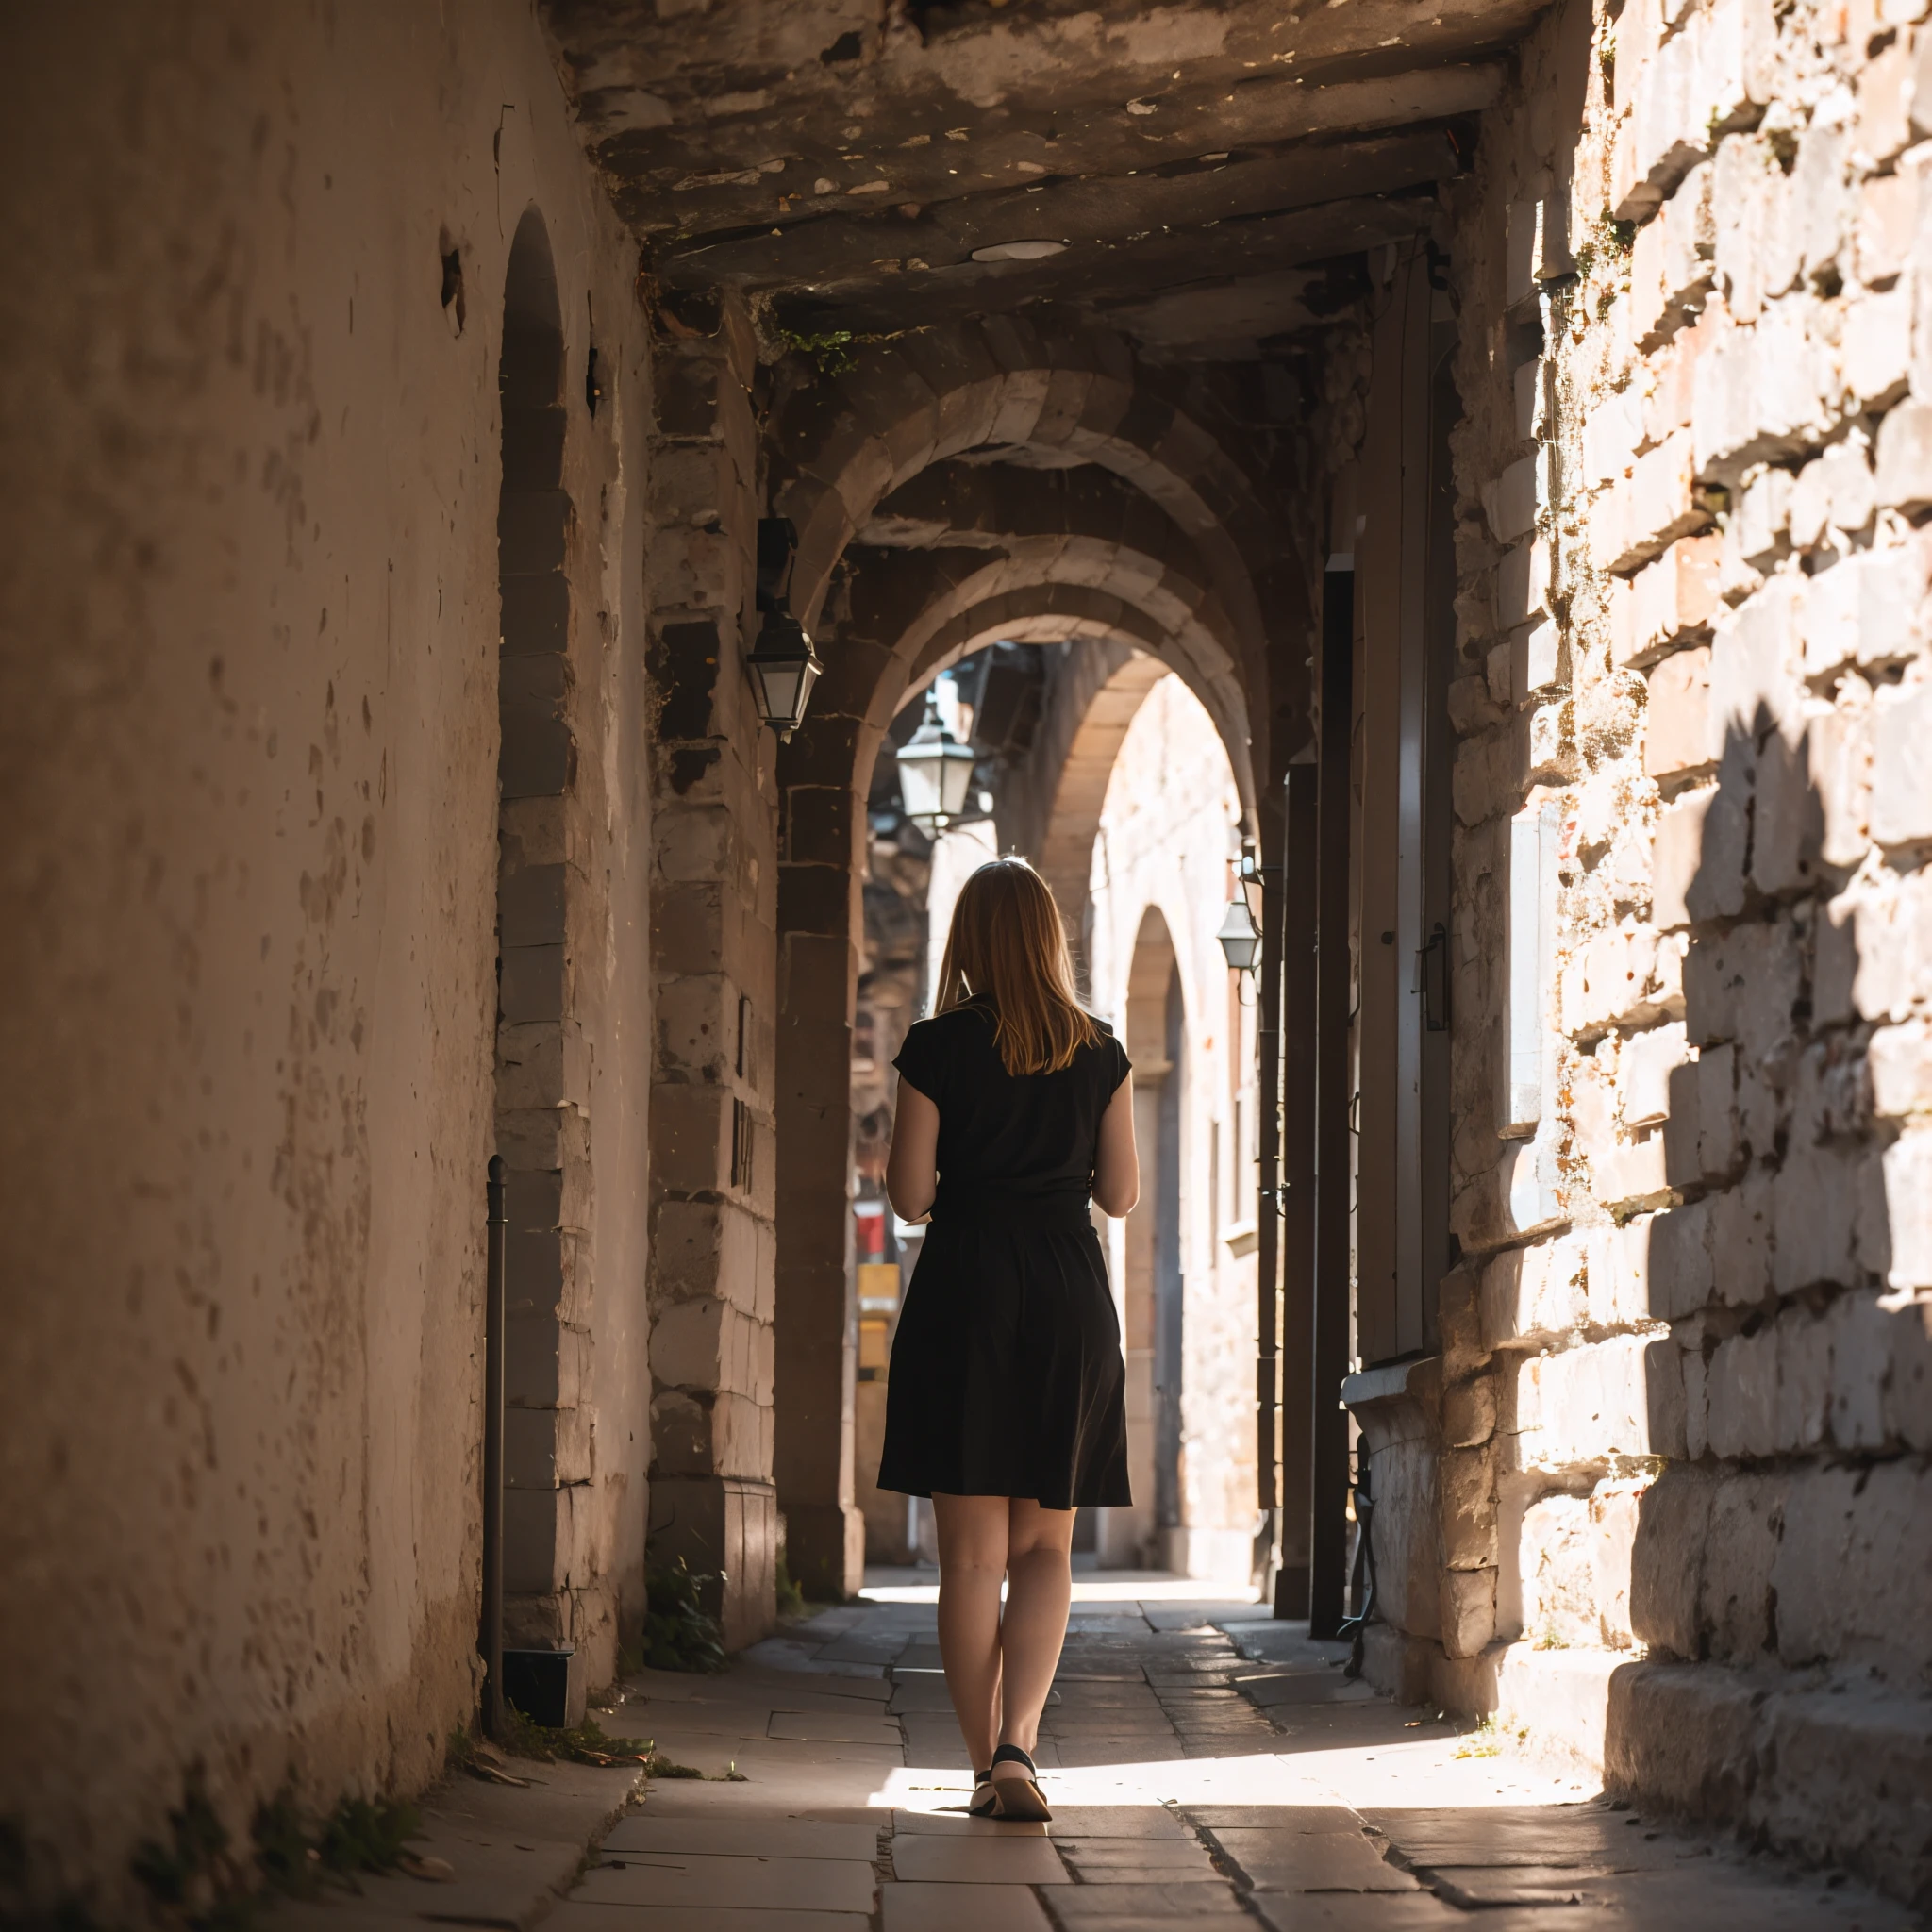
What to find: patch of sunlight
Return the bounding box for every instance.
[869,1736,1599,1815]
[859,1571,1262,1607]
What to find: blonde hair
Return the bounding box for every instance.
[935,858,1100,1075]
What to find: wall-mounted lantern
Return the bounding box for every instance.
[748,517,824,739]
[896,691,978,835]
[1216,893,1263,974]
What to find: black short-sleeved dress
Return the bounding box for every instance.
[877,1000,1133,1509]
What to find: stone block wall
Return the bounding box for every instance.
[642,292,780,1648]
[1360,0,1932,1898]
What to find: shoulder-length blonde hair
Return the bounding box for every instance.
[935,858,1100,1075]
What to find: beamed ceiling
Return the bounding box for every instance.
[540,0,1542,357]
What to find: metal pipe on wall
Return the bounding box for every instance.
[1255,838,1283,1597]
[1309,565,1356,1641]
[1275,760,1319,1619]
[482,1153,507,1738]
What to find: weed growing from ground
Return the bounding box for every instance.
[642,1559,729,1674]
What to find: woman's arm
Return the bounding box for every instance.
[886,1079,941,1222]
[1091,1074,1140,1218]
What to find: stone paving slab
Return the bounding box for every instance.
[891,1830,1069,1882]
[1210,1824,1424,1891]
[549,1908,867,1932]
[575,1848,877,1911]
[879,1880,1055,1929]
[1246,1896,1466,1931]
[767,1709,906,1743]
[601,1815,879,1859]
[891,1807,1052,1837]
[1046,1879,1256,1920]
[1186,1801,1369,1832]
[1054,1836,1223,1876]
[1240,1670,1378,1707]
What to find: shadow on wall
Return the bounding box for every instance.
[1603,696,1932,1901]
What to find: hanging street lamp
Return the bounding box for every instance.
[747,515,824,739]
[1216,891,1263,974]
[895,691,979,835]
[745,604,823,739]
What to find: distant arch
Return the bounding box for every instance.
[1036,653,1173,958]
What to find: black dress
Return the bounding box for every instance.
[877,1001,1134,1509]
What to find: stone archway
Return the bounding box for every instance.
[767,318,1300,742]
[768,325,1308,1599]
[1032,652,1174,972]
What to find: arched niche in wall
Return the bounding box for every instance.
[492,205,583,1674]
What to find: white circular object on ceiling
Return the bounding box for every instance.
[970,239,1067,261]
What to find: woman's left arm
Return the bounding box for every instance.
[886,1079,941,1222]
[1091,1073,1140,1218]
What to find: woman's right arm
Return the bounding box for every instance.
[1091,1074,1140,1218]
[886,1079,941,1222]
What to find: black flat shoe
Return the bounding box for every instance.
[989,1743,1051,1822]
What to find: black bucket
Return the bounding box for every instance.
[502,1645,575,1728]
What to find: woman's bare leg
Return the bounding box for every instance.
[992,1498,1075,1778]
[932,1492,1008,1774]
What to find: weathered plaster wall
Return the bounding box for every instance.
[1085,672,1257,1582]
[1362,0,1932,1896]
[0,4,654,1908]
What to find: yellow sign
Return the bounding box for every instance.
[858,1261,901,1309]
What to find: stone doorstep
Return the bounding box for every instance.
[255,1760,645,1932]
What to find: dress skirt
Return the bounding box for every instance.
[877,1190,1132,1509]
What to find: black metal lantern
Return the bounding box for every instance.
[1216,892,1263,974]
[896,692,978,834]
[746,606,822,739]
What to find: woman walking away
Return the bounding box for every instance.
[879,858,1140,1822]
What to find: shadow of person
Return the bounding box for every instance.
[1613,667,1931,1907]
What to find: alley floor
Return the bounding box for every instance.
[265,1574,1922,1932]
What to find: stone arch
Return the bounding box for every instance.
[874,541,1251,812]
[1034,652,1173,960]
[492,205,584,1689]
[767,317,1308,758]
[769,321,1311,1600]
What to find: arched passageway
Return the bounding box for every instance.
[10,0,1931,1907]
[768,326,1305,1599]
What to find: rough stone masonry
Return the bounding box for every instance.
[1348,0,1932,1903]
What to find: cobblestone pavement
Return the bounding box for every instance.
[265,1573,1923,1930]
